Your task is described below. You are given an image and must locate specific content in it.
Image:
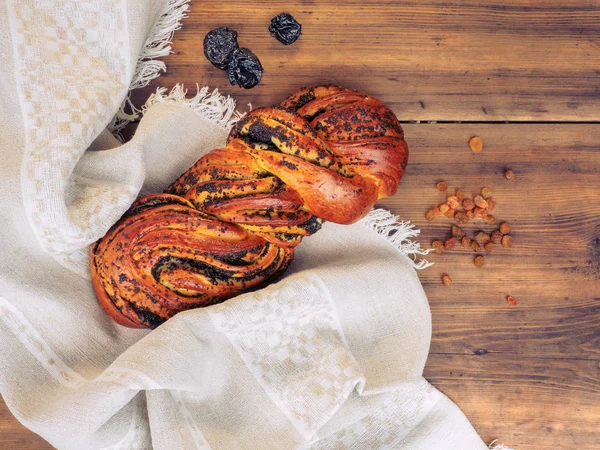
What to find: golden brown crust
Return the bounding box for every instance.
[91,86,408,328]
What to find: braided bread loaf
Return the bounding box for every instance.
[91,86,408,328]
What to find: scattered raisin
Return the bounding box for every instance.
[469,136,483,153]
[474,195,489,209]
[461,236,472,248]
[499,222,511,235]
[501,234,513,248]
[447,196,460,210]
[474,255,485,267]
[425,208,439,221]
[269,12,302,45]
[228,48,263,89]
[484,242,494,253]
[455,188,465,200]
[506,295,517,305]
[444,209,456,219]
[490,230,502,244]
[432,240,444,255]
[470,241,482,252]
[439,204,450,214]
[451,225,464,238]
[474,207,487,218]
[466,210,474,219]
[204,27,239,70]
[455,211,468,224]
[437,181,448,192]
[475,231,490,244]
[487,197,497,211]
[504,169,515,181]
[483,214,496,224]
[481,187,492,199]
[462,198,475,211]
[442,274,453,286]
[444,237,457,250]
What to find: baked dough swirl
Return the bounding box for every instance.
[91,86,408,328]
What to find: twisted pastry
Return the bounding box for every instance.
[91,86,408,328]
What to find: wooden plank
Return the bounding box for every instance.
[3,123,599,448]
[425,354,600,450]
[378,123,600,448]
[0,398,50,450]
[130,0,600,122]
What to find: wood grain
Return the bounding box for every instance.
[3,1,600,449]
[130,0,600,122]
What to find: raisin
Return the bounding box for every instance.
[228,48,263,89]
[501,234,513,248]
[447,196,460,209]
[444,237,457,250]
[483,214,496,224]
[426,207,440,221]
[451,225,464,238]
[499,222,511,234]
[455,188,465,200]
[466,210,474,219]
[439,204,450,214]
[444,209,456,219]
[269,12,302,45]
[204,27,239,70]
[470,241,481,252]
[469,136,483,153]
[437,181,448,192]
[490,230,502,244]
[484,242,494,253]
[474,255,485,267]
[432,240,444,254]
[481,187,492,199]
[455,211,468,224]
[475,231,490,244]
[462,198,475,211]
[506,295,517,305]
[504,169,515,181]
[442,274,453,286]
[474,195,488,209]
[461,236,472,248]
[474,207,487,218]
[487,197,497,211]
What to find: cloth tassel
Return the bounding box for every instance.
[141,84,243,131]
[109,0,192,137]
[360,209,432,269]
[489,439,515,450]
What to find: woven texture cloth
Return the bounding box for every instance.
[0,1,490,448]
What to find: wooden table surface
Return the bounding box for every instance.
[2,1,599,448]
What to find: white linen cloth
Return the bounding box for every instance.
[0,1,496,448]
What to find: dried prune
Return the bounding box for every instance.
[269,13,302,45]
[228,48,263,89]
[204,27,239,70]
